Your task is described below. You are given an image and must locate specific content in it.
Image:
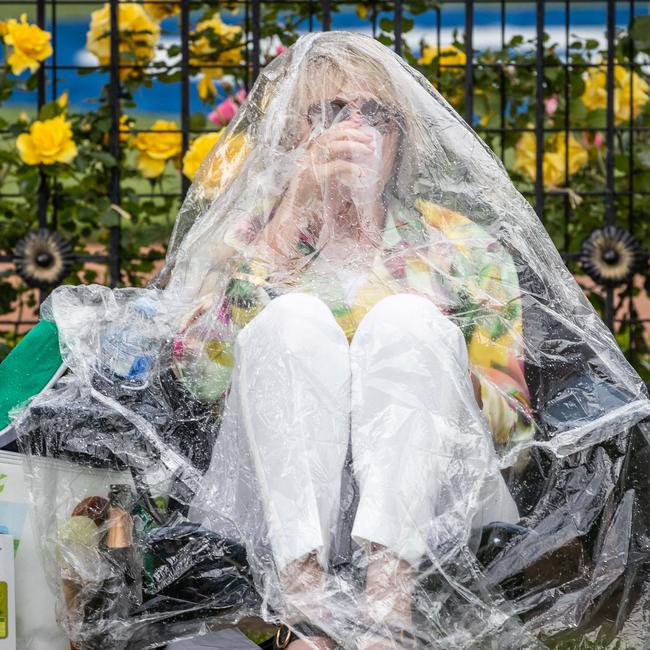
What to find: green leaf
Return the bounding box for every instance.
[637,149,650,168]
[503,147,515,170]
[402,17,414,33]
[157,70,182,84]
[614,153,629,173]
[38,101,63,121]
[635,171,650,193]
[25,74,40,91]
[569,98,588,122]
[100,208,120,227]
[586,108,607,128]
[570,75,585,97]
[630,16,650,51]
[189,112,207,130]
[89,150,117,167]
[379,17,394,33]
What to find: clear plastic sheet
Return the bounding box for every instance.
[14,31,650,649]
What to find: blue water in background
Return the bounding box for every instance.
[1,2,648,116]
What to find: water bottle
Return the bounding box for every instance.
[98,296,161,389]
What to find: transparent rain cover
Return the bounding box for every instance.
[15,31,650,650]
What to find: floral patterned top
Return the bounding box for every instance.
[172,198,534,452]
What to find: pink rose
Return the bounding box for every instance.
[544,96,559,116]
[208,97,238,126]
[582,131,604,148]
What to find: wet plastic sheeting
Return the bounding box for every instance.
[15,32,650,649]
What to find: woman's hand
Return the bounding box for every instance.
[257,117,376,260]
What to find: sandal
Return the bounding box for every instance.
[274,621,332,649]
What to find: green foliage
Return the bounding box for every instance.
[0,4,649,375]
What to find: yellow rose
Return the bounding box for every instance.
[581,68,607,112]
[356,4,369,19]
[514,131,588,188]
[16,115,77,165]
[131,119,182,178]
[197,74,217,102]
[582,65,650,124]
[418,45,466,68]
[87,3,160,81]
[418,45,466,105]
[143,2,180,21]
[198,131,249,196]
[614,65,649,123]
[190,13,242,79]
[3,13,53,75]
[182,131,223,180]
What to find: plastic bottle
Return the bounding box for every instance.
[98,296,161,389]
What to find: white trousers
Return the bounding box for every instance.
[224,292,519,571]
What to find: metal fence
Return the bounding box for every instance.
[0,0,649,370]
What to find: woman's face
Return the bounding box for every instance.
[299,78,402,193]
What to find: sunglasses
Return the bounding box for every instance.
[307,96,403,132]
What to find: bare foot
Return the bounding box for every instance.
[357,544,417,650]
[280,551,328,596]
[279,552,336,650]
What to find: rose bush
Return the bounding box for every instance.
[0,7,648,376]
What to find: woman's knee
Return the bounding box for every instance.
[355,293,462,342]
[237,292,347,357]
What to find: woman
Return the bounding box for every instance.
[176,38,532,650]
[20,31,650,650]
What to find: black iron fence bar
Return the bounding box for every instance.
[604,0,616,327]
[322,0,331,30]
[36,0,47,236]
[464,0,473,124]
[5,61,646,74]
[252,0,261,81]
[499,0,506,160]
[108,0,121,288]
[6,189,650,201]
[9,124,646,135]
[180,0,191,197]
[563,0,570,252]
[628,0,636,233]
[605,0,616,231]
[535,0,545,221]
[394,0,402,56]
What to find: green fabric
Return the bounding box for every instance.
[0,321,62,430]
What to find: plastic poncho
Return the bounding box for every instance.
[14,31,650,650]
